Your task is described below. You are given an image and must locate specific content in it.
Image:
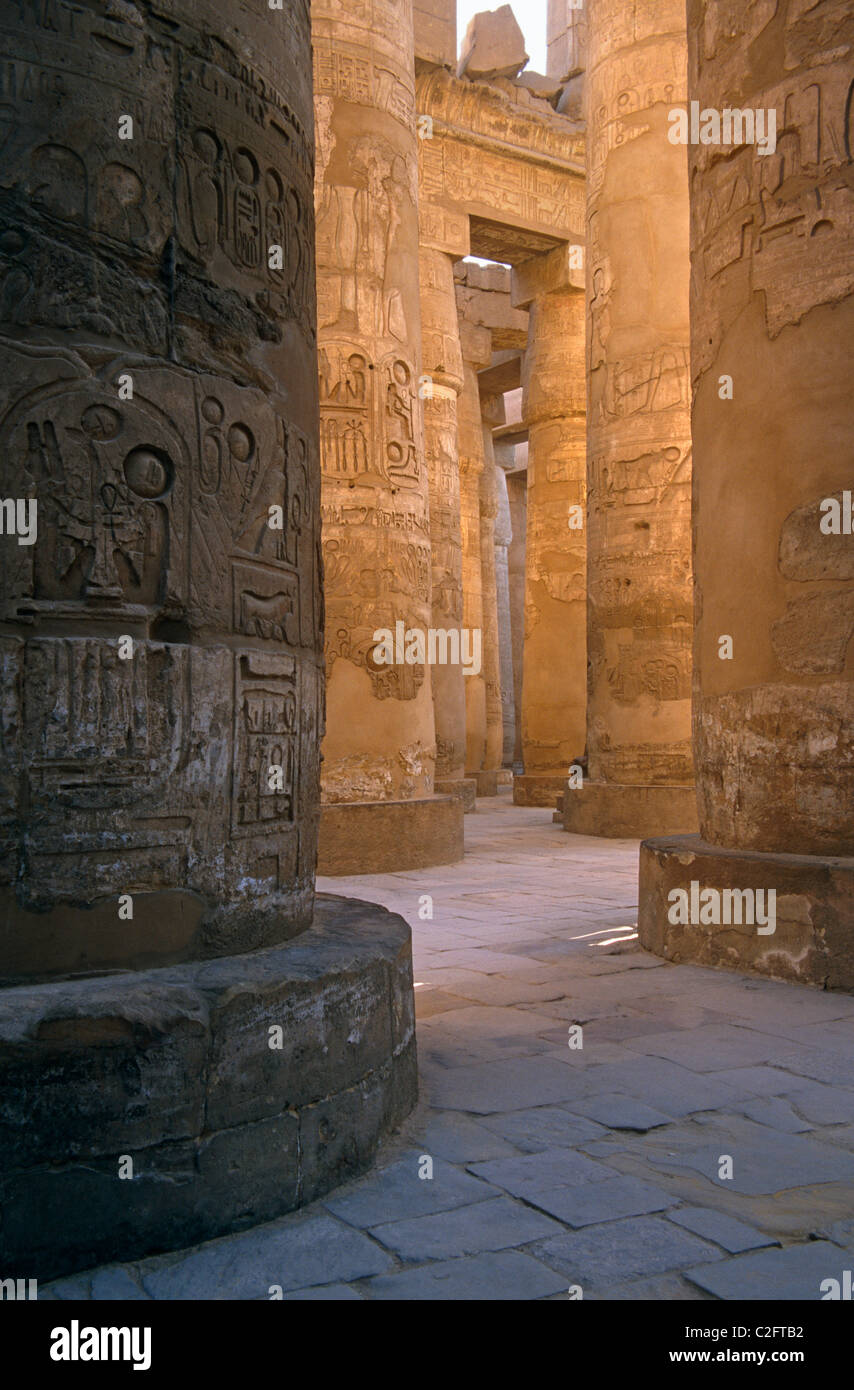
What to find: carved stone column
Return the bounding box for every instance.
[506,470,527,770]
[494,461,516,768]
[548,0,588,119]
[477,397,504,795]
[639,0,854,987]
[419,240,476,812]
[563,0,697,838]
[513,246,587,806]
[313,0,462,871]
[0,0,416,1280]
[456,319,493,790]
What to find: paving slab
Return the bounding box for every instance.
[139,1213,393,1299]
[426,1056,593,1112]
[368,1196,562,1260]
[414,1112,520,1162]
[564,1094,673,1132]
[282,1284,364,1300]
[467,1148,611,1195]
[364,1250,567,1300]
[627,1023,786,1071]
[531,1215,722,1293]
[647,1124,854,1196]
[525,1175,674,1227]
[667,1207,779,1254]
[478,1106,606,1152]
[323,1155,496,1228]
[685,1240,849,1300]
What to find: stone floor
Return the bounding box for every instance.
[44,794,854,1301]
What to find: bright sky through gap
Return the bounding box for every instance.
[456,0,548,75]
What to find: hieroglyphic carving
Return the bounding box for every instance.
[314,0,436,803]
[688,0,854,855]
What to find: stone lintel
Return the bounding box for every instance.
[458,320,493,370]
[318,796,464,875]
[493,421,529,447]
[478,353,522,397]
[512,242,585,308]
[419,201,470,257]
[639,836,854,991]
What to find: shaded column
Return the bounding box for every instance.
[456,319,493,788]
[506,469,528,770]
[548,0,588,119]
[313,0,463,871]
[477,400,504,795]
[0,0,322,980]
[0,0,416,1280]
[639,0,854,987]
[512,246,587,807]
[494,461,516,768]
[419,241,476,812]
[563,0,697,839]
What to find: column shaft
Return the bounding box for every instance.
[639,0,854,988]
[563,0,697,838]
[514,251,587,806]
[313,0,462,870]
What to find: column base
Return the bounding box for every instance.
[0,895,417,1282]
[472,769,500,796]
[435,777,477,813]
[562,782,698,839]
[318,795,464,875]
[513,772,568,807]
[639,835,854,990]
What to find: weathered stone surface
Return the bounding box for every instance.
[419,245,469,804]
[314,0,462,869]
[367,1249,566,1300]
[458,6,529,82]
[532,1215,721,1292]
[317,795,463,875]
[514,250,586,805]
[0,898,417,1281]
[686,1241,848,1302]
[639,837,854,990]
[369,1195,561,1259]
[0,0,322,981]
[564,0,695,841]
[685,0,854,856]
[139,1211,394,1300]
[667,1207,778,1255]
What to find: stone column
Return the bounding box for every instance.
[456,320,493,789]
[419,241,476,812]
[512,245,587,806]
[563,0,697,839]
[312,0,462,872]
[494,461,516,767]
[639,0,854,988]
[506,469,528,770]
[0,0,416,1279]
[548,0,588,119]
[477,401,504,794]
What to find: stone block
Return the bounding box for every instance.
[317,796,464,875]
[458,5,529,81]
[639,836,854,988]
